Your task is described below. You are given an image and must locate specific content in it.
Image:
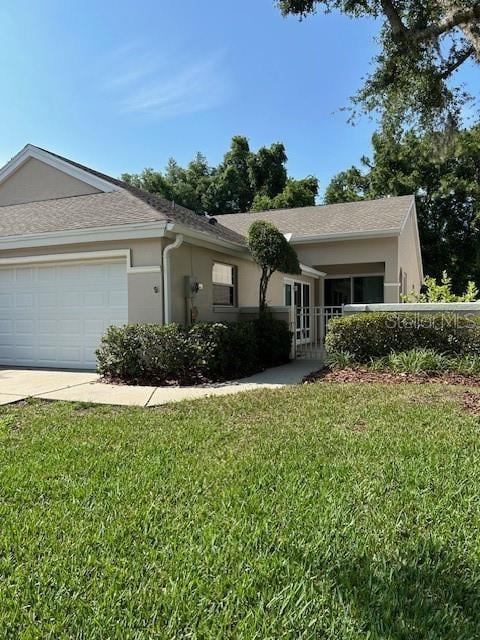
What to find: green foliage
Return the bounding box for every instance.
[251,176,318,211]
[452,353,480,376]
[254,315,293,368]
[325,312,480,362]
[277,1,480,129]
[325,350,357,369]
[382,348,450,374]
[95,324,195,384]
[96,319,292,385]
[325,126,480,292]
[324,167,369,205]
[248,141,287,198]
[247,221,301,312]
[403,271,479,302]
[122,135,318,215]
[367,348,480,375]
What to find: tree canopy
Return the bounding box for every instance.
[247,220,301,313]
[277,1,480,129]
[122,136,318,216]
[324,125,480,292]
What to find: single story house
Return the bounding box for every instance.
[0,144,423,369]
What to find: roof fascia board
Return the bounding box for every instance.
[165,222,249,257]
[300,263,326,278]
[399,196,415,234]
[0,220,169,251]
[0,248,161,273]
[412,200,424,282]
[290,228,401,244]
[0,145,117,193]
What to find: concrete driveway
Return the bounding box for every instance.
[0,359,323,408]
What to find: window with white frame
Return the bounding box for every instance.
[212,262,236,306]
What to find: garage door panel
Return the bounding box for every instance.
[38,319,58,334]
[15,319,35,334]
[0,272,13,285]
[16,293,35,308]
[41,292,58,307]
[84,291,108,307]
[0,320,12,334]
[0,293,13,308]
[16,268,35,284]
[0,260,128,369]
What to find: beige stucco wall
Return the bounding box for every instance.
[167,240,315,324]
[0,217,422,327]
[293,236,400,303]
[0,238,163,323]
[0,158,101,205]
[398,211,423,296]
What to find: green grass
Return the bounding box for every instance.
[1,384,480,639]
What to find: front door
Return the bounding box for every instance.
[285,280,311,343]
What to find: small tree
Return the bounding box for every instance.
[247,220,301,314]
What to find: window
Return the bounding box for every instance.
[353,276,384,303]
[212,262,236,306]
[284,282,292,307]
[325,275,384,305]
[325,278,351,306]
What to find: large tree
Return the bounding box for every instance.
[324,125,480,292]
[122,136,318,215]
[277,1,480,128]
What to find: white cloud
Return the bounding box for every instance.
[105,45,231,119]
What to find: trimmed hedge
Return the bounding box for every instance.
[325,312,480,363]
[96,318,292,385]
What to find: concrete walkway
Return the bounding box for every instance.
[0,359,323,408]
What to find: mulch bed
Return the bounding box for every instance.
[461,391,480,415]
[303,367,480,415]
[303,367,480,387]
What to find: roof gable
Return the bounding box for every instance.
[0,145,246,248]
[0,145,117,202]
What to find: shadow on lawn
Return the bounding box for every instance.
[333,544,480,638]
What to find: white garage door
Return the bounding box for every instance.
[0,260,128,369]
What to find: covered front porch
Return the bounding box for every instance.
[284,262,391,359]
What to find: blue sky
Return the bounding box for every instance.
[0,0,453,197]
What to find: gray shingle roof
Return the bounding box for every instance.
[0,190,167,237]
[217,195,415,239]
[0,146,414,246]
[0,147,245,246]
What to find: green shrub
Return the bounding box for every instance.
[325,312,480,363]
[97,318,292,385]
[188,321,260,380]
[96,324,195,385]
[403,271,478,302]
[254,316,293,368]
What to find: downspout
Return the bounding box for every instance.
[162,234,184,324]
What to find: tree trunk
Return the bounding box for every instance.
[441,0,480,61]
[259,267,272,317]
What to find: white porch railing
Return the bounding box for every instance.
[291,306,344,360]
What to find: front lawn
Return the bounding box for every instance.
[1,384,480,638]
